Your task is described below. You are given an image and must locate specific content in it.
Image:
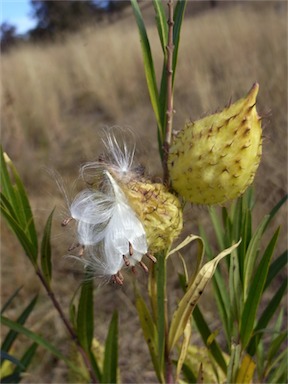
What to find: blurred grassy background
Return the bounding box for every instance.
[1,1,287,383]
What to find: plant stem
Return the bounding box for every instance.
[163,0,175,186]
[165,303,174,384]
[163,2,175,382]
[35,267,98,383]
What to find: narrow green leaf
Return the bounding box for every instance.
[240,227,280,349]
[130,0,162,136]
[1,287,23,315]
[8,163,38,249]
[226,344,241,383]
[263,194,287,233]
[152,0,168,54]
[256,339,265,379]
[0,200,37,265]
[247,278,287,355]
[211,268,231,344]
[154,0,170,150]
[76,280,94,352]
[102,311,118,384]
[208,207,226,250]
[225,203,237,241]
[178,272,187,291]
[40,209,54,286]
[181,362,197,383]
[172,0,187,85]
[13,343,38,379]
[239,208,253,280]
[224,198,241,248]
[0,193,17,220]
[88,349,102,383]
[267,333,287,364]
[135,293,162,382]
[0,316,85,378]
[1,149,38,250]
[266,348,288,383]
[153,0,168,150]
[69,303,77,330]
[1,295,38,354]
[243,215,270,300]
[192,306,227,374]
[158,62,168,150]
[243,194,287,292]
[265,250,288,290]
[231,193,253,283]
[0,148,18,218]
[19,342,38,368]
[274,307,284,332]
[243,186,255,210]
[228,249,242,324]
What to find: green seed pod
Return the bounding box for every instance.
[122,180,183,253]
[168,83,262,205]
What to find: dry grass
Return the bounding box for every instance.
[1,2,287,383]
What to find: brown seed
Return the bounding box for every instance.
[68,242,80,252]
[123,255,130,266]
[145,252,157,263]
[61,217,73,226]
[112,273,123,285]
[129,242,133,256]
[139,261,149,273]
[78,246,85,257]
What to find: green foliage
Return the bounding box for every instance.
[168,241,240,352]
[130,0,162,144]
[102,311,119,384]
[0,290,38,383]
[77,280,94,353]
[135,292,162,381]
[40,209,54,286]
[0,148,38,265]
[131,0,186,158]
[0,146,118,383]
[195,189,288,383]
[0,344,38,384]
[1,316,86,379]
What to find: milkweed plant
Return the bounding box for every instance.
[1,1,287,383]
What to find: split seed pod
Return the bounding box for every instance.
[65,132,183,283]
[121,180,183,253]
[168,83,262,205]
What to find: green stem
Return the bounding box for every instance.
[163,260,174,384]
[156,252,166,380]
[163,0,175,187]
[163,2,175,382]
[156,251,174,384]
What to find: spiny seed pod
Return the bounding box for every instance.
[121,180,183,253]
[168,83,262,205]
